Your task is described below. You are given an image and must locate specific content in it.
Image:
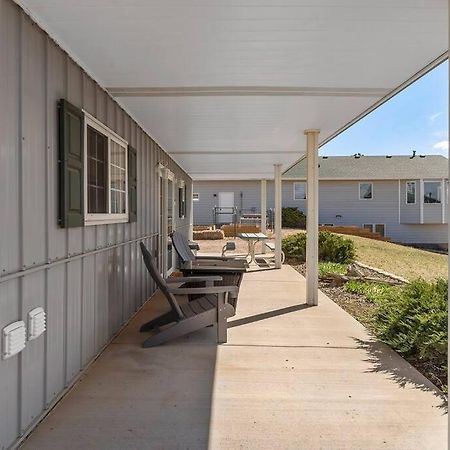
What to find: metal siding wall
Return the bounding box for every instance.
[0,1,193,448]
[0,0,21,275]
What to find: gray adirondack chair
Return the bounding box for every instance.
[171,231,245,265]
[139,242,237,347]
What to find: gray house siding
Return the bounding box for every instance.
[0,2,192,448]
[193,179,447,244]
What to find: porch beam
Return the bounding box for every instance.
[107,86,389,98]
[305,129,320,306]
[261,179,267,253]
[274,165,282,269]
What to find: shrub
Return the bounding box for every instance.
[371,279,448,367]
[282,207,306,228]
[282,231,355,264]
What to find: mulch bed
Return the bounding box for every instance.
[289,261,448,394]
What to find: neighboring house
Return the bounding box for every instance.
[193,155,448,246]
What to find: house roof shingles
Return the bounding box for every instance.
[283,155,448,180]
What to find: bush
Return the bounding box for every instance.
[282,207,306,228]
[282,231,355,264]
[371,279,448,367]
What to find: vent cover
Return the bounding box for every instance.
[28,307,46,341]
[2,321,26,360]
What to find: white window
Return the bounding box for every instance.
[406,181,416,204]
[423,181,442,204]
[84,113,128,225]
[178,181,186,218]
[293,182,307,200]
[359,182,373,200]
[193,193,200,201]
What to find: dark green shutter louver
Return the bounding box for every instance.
[58,99,84,228]
[128,145,137,222]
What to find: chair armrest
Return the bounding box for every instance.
[165,276,223,283]
[196,255,236,261]
[168,285,239,295]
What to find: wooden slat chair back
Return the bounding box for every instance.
[171,231,196,263]
[139,242,184,319]
[139,242,237,347]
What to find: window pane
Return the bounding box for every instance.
[424,182,441,203]
[294,183,306,200]
[406,182,416,204]
[109,141,127,214]
[359,183,372,199]
[87,125,108,213]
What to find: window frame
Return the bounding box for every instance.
[83,111,129,226]
[178,180,186,218]
[359,182,373,200]
[423,180,442,204]
[405,180,416,205]
[293,182,307,200]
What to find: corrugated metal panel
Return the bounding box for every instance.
[21,271,46,431]
[81,255,96,366]
[65,259,82,383]
[47,39,68,262]
[45,265,65,404]
[0,279,20,446]
[66,59,84,257]
[0,0,21,275]
[0,1,192,448]
[21,16,47,269]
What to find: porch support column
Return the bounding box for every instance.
[261,179,267,253]
[305,129,320,306]
[188,182,194,240]
[274,164,282,269]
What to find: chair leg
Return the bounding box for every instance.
[143,309,216,348]
[216,292,228,344]
[139,310,179,332]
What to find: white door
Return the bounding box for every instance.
[218,192,235,223]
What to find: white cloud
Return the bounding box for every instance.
[432,140,449,156]
[433,140,449,151]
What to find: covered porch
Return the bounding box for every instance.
[22,266,446,449]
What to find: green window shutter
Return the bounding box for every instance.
[128,145,137,222]
[58,99,84,228]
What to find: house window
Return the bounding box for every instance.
[293,182,307,200]
[193,193,200,201]
[85,114,128,224]
[423,181,441,204]
[359,182,373,200]
[406,181,416,204]
[179,185,186,218]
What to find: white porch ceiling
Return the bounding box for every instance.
[18,0,448,180]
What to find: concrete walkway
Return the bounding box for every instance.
[22,266,447,449]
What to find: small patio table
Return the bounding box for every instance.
[238,232,269,265]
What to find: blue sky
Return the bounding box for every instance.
[322,60,448,157]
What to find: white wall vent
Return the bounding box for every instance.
[28,307,46,341]
[2,321,26,360]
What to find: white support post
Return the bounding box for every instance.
[274,164,282,269]
[188,182,194,240]
[261,179,267,253]
[305,129,320,306]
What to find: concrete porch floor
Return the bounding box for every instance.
[22,265,447,449]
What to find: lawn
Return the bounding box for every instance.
[346,235,447,281]
[282,228,447,280]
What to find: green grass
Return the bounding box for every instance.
[318,262,347,277]
[344,280,400,303]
